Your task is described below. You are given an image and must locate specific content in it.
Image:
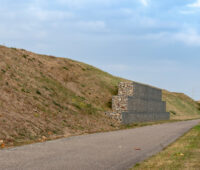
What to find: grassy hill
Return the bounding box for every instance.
[0,45,199,147]
[163,91,200,120]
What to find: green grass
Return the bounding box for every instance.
[133,124,200,170]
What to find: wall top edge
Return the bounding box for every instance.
[120,81,163,91]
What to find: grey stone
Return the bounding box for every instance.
[110,81,170,124]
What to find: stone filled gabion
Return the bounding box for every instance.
[106,82,134,122]
[112,96,128,113]
[107,81,170,124]
[118,82,134,96]
[112,82,134,115]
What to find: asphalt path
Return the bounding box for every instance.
[0,119,199,170]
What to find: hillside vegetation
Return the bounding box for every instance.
[0,45,199,146]
[163,90,200,120]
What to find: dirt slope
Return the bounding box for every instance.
[0,45,126,146]
[0,45,199,146]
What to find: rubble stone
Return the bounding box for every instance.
[108,81,170,124]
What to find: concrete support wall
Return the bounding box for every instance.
[122,112,170,124]
[110,82,170,124]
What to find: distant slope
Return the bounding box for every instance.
[0,45,199,146]
[162,90,200,120]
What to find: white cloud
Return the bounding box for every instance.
[27,6,74,21]
[173,29,200,46]
[56,0,150,8]
[75,21,107,32]
[139,0,149,6]
[179,10,195,15]
[133,28,200,47]
[187,0,200,7]
[138,16,157,27]
[56,0,114,8]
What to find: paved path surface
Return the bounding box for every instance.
[1,119,200,170]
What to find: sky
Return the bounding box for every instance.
[0,0,200,100]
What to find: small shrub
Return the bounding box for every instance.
[63,66,69,70]
[43,86,50,91]
[22,54,28,59]
[79,96,86,101]
[107,101,112,108]
[36,90,41,95]
[21,88,26,92]
[87,104,92,108]
[33,96,38,100]
[111,85,118,95]
[1,69,6,73]
[73,103,81,110]
[170,110,177,115]
[85,104,98,115]
[197,103,200,111]
[53,100,63,108]
[34,113,39,118]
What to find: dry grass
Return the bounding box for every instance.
[0,45,126,147]
[162,90,200,120]
[133,124,200,170]
[0,45,199,148]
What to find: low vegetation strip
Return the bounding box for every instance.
[133,124,200,170]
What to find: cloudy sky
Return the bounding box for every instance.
[1,0,200,100]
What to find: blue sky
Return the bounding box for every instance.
[1,0,200,100]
